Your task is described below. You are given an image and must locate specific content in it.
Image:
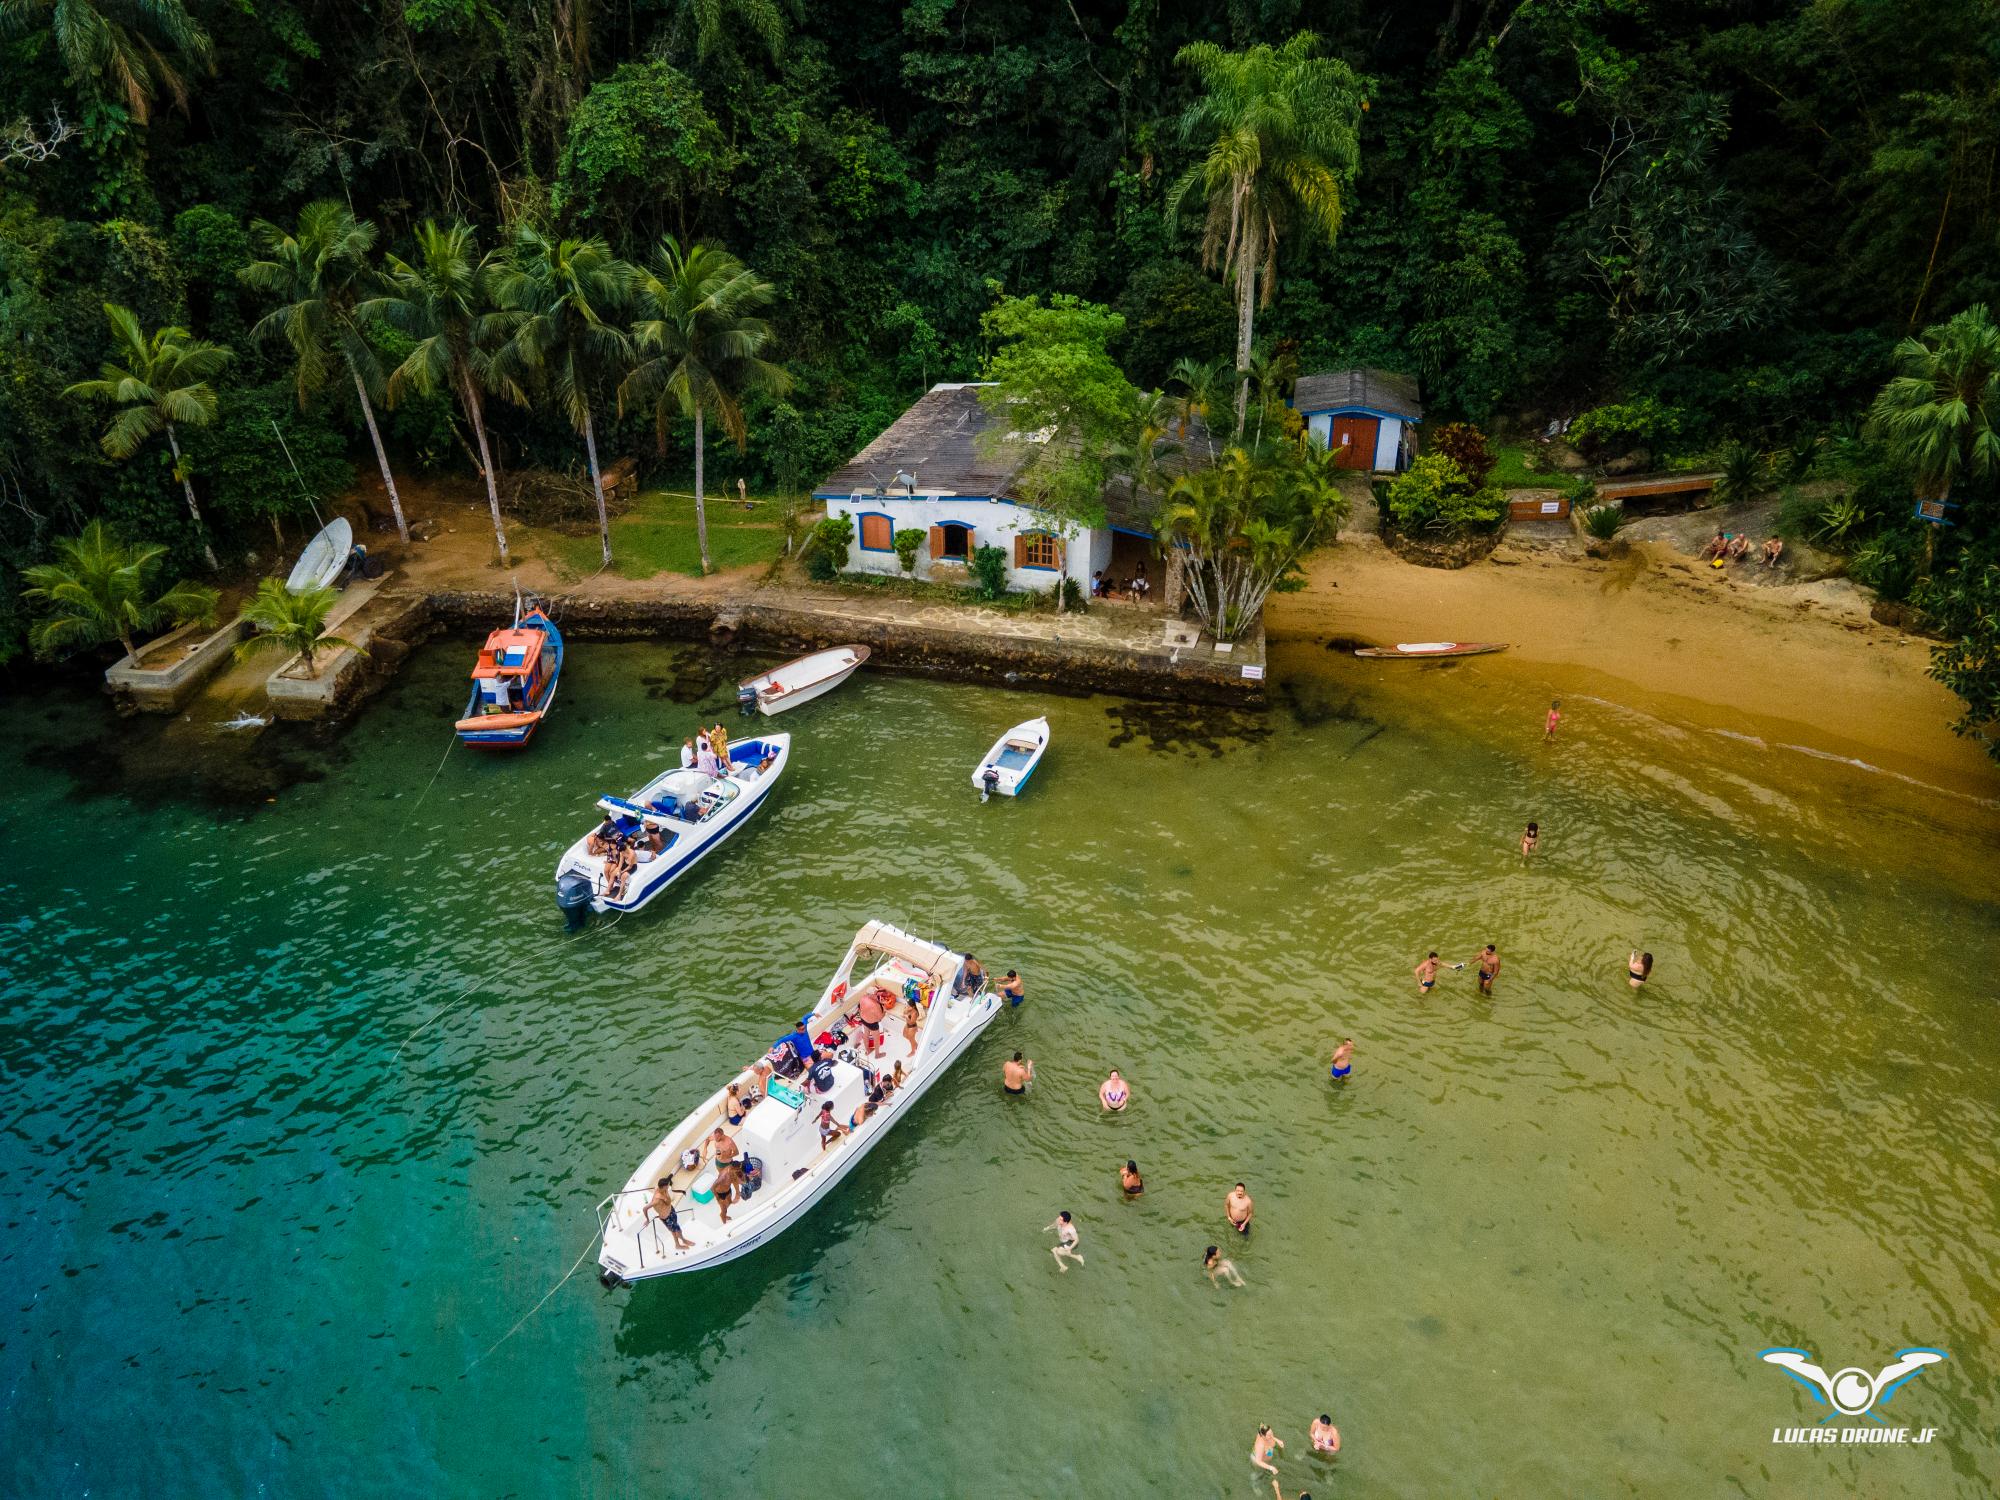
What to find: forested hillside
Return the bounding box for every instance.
[4,1,1999,733]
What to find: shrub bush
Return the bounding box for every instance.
[800,513,854,581]
[1385,452,1505,535]
[1849,529,1921,602]
[1429,423,1496,487]
[892,527,926,573]
[969,543,1008,600]
[1711,440,1768,505]
[1568,397,1686,459]
[1582,504,1624,540]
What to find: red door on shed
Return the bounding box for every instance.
[1329,415,1379,470]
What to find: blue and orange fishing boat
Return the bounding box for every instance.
[454,599,564,749]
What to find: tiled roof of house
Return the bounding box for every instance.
[1290,367,1423,421]
[816,384,1032,498]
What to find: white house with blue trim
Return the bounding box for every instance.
[813,382,1188,594]
[1290,368,1423,472]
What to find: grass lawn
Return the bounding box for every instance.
[539,491,792,580]
[1487,443,1563,489]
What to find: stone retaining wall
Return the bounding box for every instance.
[104,616,251,715]
[1380,524,1505,570]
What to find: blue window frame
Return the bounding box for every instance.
[857,512,895,551]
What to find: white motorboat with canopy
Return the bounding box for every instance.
[737,645,869,716]
[972,715,1049,798]
[596,920,998,1283]
[553,732,790,921]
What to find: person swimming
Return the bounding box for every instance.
[1629,950,1653,987]
[1203,1245,1245,1286]
[1521,821,1539,857]
[1329,1038,1354,1080]
[1120,1159,1143,1196]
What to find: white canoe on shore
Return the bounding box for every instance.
[286,517,352,594]
[738,645,870,716]
[1353,641,1507,659]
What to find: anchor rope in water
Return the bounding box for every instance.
[461,1227,602,1377]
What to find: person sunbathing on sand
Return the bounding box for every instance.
[1761,536,1784,567]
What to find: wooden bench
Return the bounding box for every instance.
[1592,473,1720,501]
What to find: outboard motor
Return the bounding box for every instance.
[556,870,595,930]
[981,765,1001,802]
[738,683,759,715]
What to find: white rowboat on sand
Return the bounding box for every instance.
[285,516,352,594]
[738,645,870,716]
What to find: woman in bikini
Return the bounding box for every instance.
[1251,1425,1285,1483]
[724,1083,749,1127]
[1521,821,1538,857]
[1628,950,1653,987]
[1203,1245,1245,1286]
[1120,1160,1143,1196]
[1099,1070,1129,1111]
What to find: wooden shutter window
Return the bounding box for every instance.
[929,525,945,559]
[1014,533,1028,567]
[860,514,892,550]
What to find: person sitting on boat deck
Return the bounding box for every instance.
[748,1058,774,1096]
[631,821,667,863]
[808,1049,839,1095]
[815,1102,847,1152]
[769,1019,815,1077]
[850,1097,875,1129]
[724,1083,750,1127]
[602,834,636,900]
[757,748,778,774]
[955,956,986,996]
[648,1177,693,1251]
[586,816,621,857]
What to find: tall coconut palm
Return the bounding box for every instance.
[0,0,211,124]
[235,578,362,680]
[621,237,790,576]
[21,518,218,660]
[242,200,412,543]
[1167,33,1364,437]
[362,221,522,564]
[64,302,231,570]
[495,228,637,567]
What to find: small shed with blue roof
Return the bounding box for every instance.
[1290,368,1423,472]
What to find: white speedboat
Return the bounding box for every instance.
[738,645,869,716]
[596,921,997,1283]
[972,715,1049,798]
[286,516,352,593]
[552,733,790,922]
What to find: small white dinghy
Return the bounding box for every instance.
[972,715,1049,799]
[738,645,869,716]
[595,920,997,1283]
[285,516,352,594]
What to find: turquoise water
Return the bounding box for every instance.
[2,639,1997,1497]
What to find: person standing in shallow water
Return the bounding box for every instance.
[1226,1182,1254,1235]
[1476,944,1501,996]
[1544,699,1562,739]
[1329,1038,1354,1081]
[1628,951,1653,987]
[1002,1051,1033,1095]
[1521,821,1539,858]
[1120,1159,1143,1196]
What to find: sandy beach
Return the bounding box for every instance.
[1267,533,1999,801]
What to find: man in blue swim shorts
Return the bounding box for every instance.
[1329,1038,1353,1080]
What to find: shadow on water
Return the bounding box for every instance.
[17,680,342,817]
[1104,700,1270,758]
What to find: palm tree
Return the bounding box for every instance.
[1167,33,1364,437]
[621,237,790,576]
[669,0,798,62]
[1167,356,1230,462]
[1,0,211,124]
[65,302,231,570]
[496,228,637,567]
[362,221,522,565]
[241,201,411,544]
[235,578,362,680]
[1242,345,1299,451]
[1869,303,2000,509]
[21,519,218,660]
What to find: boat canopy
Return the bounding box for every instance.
[848,920,960,993]
[472,626,546,678]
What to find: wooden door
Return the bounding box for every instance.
[1330,415,1379,470]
